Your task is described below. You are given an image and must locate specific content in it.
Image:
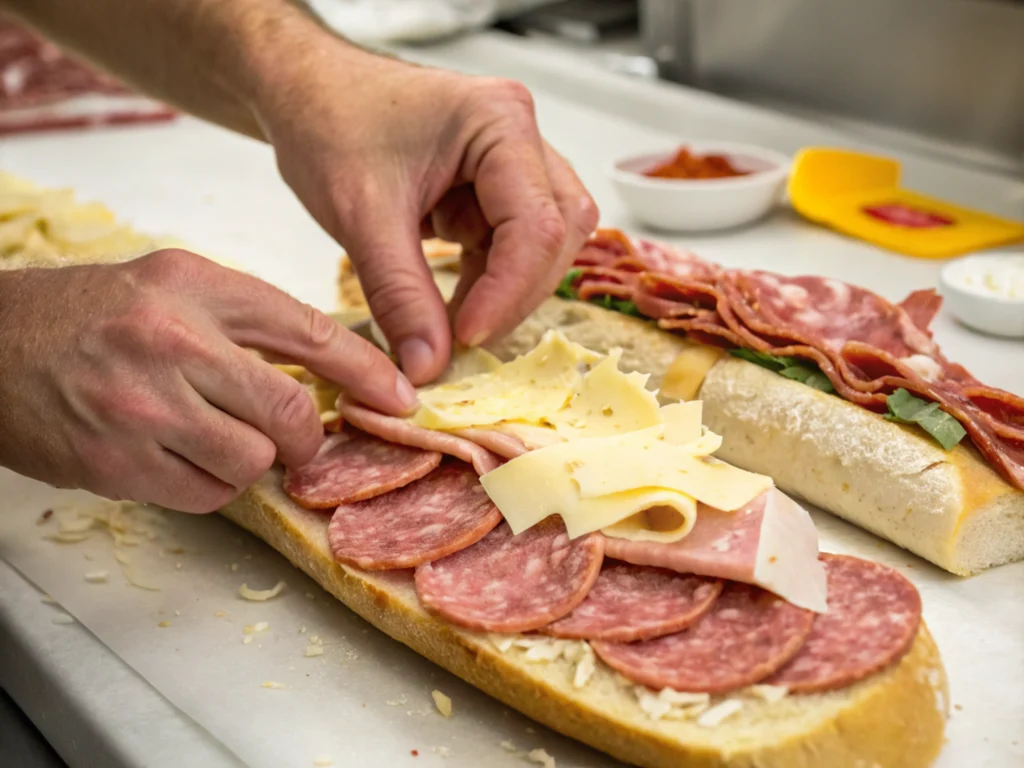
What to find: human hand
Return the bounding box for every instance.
[252,41,599,385]
[0,250,416,513]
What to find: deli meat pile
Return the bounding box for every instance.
[283,413,923,698]
[573,229,1024,490]
[0,19,174,134]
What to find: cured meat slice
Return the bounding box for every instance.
[899,288,942,333]
[328,462,502,570]
[414,518,604,633]
[769,554,921,693]
[447,427,528,460]
[543,563,722,643]
[283,430,441,509]
[339,400,503,474]
[592,582,814,694]
[602,489,827,613]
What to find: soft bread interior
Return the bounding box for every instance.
[222,471,948,768]
[494,298,1024,577]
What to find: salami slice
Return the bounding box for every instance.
[768,554,921,693]
[544,563,723,643]
[328,462,502,571]
[414,518,605,633]
[591,582,814,694]
[283,430,441,510]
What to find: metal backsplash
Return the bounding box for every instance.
[640,0,1024,173]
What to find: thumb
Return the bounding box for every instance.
[343,212,452,386]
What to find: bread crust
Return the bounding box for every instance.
[491,298,1024,576]
[221,471,947,768]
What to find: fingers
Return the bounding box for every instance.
[179,341,324,469]
[451,84,599,347]
[339,204,453,386]
[136,448,240,515]
[146,252,419,415]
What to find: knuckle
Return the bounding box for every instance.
[533,204,568,256]
[577,194,600,235]
[268,381,318,436]
[488,78,536,115]
[135,248,207,286]
[303,305,340,350]
[235,441,277,488]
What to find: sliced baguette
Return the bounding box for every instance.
[489,298,1024,576]
[221,470,948,768]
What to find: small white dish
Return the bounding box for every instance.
[938,251,1024,338]
[608,142,791,233]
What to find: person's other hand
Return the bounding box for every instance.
[0,251,416,513]
[253,44,599,385]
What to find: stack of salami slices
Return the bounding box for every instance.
[570,229,1024,491]
[0,19,175,135]
[283,409,923,698]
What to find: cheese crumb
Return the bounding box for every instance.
[158,620,170,628]
[175,561,183,570]
[500,740,517,753]
[490,634,515,653]
[230,563,239,571]
[525,748,556,768]
[243,622,269,634]
[573,646,596,689]
[746,684,788,703]
[432,690,453,718]
[238,581,286,602]
[386,695,408,707]
[84,570,108,583]
[432,745,451,758]
[261,681,286,690]
[313,756,334,767]
[52,614,75,625]
[214,611,227,618]
[696,699,743,728]
[305,592,315,600]
[305,645,325,658]
[242,636,254,645]
[41,595,58,605]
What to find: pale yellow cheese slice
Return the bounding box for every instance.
[660,345,725,402]
[542,350,661,439]
[412,330,600,430]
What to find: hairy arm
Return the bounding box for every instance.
[0,0,338,140]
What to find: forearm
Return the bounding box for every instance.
[0,0,340,140]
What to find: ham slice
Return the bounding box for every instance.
[602,489,828,613]
[338,400,503,475]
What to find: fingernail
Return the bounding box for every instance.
[394,372,419,412]
[465,330,488,348]
[397,337,435,386]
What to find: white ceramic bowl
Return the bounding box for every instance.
[938,252,1024,338]
[608,142,791,233]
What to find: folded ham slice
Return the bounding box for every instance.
[602,489,828,613]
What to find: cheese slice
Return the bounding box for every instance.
[569,436,772,512]
[480,442,698,542]
[412,331,600,430]
[660,345,725,403]
[661,401,704,445]
[543,350,661,438]
[434,346,503,386]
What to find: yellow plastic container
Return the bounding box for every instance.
[788,148,1024,259]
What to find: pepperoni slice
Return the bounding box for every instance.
[414,519,605,633]
[328,462,501,571]
[283,430,441,509]
[543,563,723,643]
[591,582,814,694]
[768,554,922,693]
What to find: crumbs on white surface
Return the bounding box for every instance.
[243,622,270,635]
[114,550,160,592]
[525,748,556,768]
[51,613,75,625]
[261,681,287,690]
[40,595,58,605]
[158,620,170,628]
[500,740,517,753]
[239,580,286,602]
[230,562,239,572]
[432,690,453,718]
[242,635,254,645]
[696,699,744,728]
[214,610,227,618]
[386,695,408,707]
[83,569,108,583]
[305,592,315,600]
[432,746,451,758]
[304,645,324,658]
[299,626,307,634]
[175,561,183,570]
[312,756,333,767]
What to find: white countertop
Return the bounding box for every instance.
[0,29,1022,768]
